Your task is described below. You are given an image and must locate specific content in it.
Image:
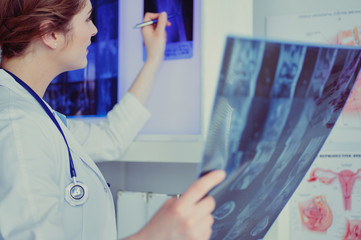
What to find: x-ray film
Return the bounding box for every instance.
[143,0,193,60]
[198,36,361,240]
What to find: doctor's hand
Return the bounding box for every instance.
[141,12,171,66]
[127,12,171,105]
[126,170,226,240]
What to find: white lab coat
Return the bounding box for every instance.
[0,69,151,240]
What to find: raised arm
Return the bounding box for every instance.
[128,12,170,105]
[68,12,170,161]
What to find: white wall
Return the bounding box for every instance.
[201,0,253,135]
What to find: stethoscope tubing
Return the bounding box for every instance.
[3,69,77,180]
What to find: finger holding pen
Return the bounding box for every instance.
[134,12,173,29]
[141,12,170,65]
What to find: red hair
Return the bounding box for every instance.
[0,0,87,58]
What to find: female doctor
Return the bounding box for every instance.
[0,0,225,239]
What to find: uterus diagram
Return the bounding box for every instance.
[307,168,361,211]
[298,195,333,232]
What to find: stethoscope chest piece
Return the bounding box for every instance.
[65,181,89,206]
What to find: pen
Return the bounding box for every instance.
[134,13,179,29]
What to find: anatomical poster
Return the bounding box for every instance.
[288,153,361,239]
[267,9,361,240]
[198,36,361,240]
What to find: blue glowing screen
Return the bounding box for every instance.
[44,0,118,117]
[143,0,193,61]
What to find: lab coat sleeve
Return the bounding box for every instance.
[67,92,151,162]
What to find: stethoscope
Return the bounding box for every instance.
[4,69,88,206]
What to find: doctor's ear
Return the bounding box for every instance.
[40,22,63,50]
[42,33,58,49]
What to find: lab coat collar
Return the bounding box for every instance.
[0,69,38,102]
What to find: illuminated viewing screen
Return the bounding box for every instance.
[45,0,201,137]
[118,0,201,136]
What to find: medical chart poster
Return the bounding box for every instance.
[198,36,361,240]
[288,153,361,240]
[267,10,361,240]
[266,9,361,130]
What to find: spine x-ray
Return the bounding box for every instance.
[198,36,361,240]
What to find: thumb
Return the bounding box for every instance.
[155,12,167,33]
